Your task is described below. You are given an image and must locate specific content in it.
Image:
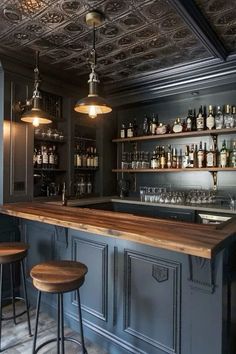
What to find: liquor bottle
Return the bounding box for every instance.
[150,150,158,169]
[224,105,234,128]
[156,122,167,134]
[196,106,204,131]
[203,142,207,167]
[182,145,190,168]
[90,146,94,167]
[215,106,224,129]
[189,144,195,168]
[219,140,227,168]
[197,142,204,168]
[87,175,92,194]
[36,148,42,168]
[206,105,215,130]
[94,148,99,168]
[160,146,166,169]
[167,145,172,168]
[127,122,134,138]
[206,145,217,167]
[53,145,58,168]
[76,146,82,167]
[33,148,37,168]
[232,106,236,128]
[142,115,149,136]
[48,147,55,169]
[172,118,183,133]
[230,141,236,168]
[186,109,193,131]
[150,113,157,135]
[120,124,126,139]
[42,145,48,169]
[192,108,197,131]
[86,147,91,167]
[172,148,177,168]
[133,118,139,137]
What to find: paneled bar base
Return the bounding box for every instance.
[0,203,236,354]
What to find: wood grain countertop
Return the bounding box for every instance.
[0,202,236,259]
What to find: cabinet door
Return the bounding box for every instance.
[154,207,195,222]
[115,240,181,354]
[68,229,115,332]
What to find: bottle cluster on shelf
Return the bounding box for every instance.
[74,145,99,168]
[33,144,59,169]
[121,140,236,170]
[120,104,236,138]
[74,175,93,196]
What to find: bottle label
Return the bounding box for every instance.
[151,159,158,169]
[220,152,227,167]
[120,130,125,138]
[127,129,133,138]
[42,153,48,164]
[37,155,42,165]
[206,152,214,167]
[186,118,192,130]
[151,123,157,135]
[206,116,215,130]
[196,115,204,130]
[173,124,183,133]
[197,151,204,168]
[49,155,55,165]
[76,154,81,167]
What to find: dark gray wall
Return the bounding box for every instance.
[0,62,4,204]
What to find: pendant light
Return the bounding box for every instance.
[74,11,112,119]
[21,51,52,127]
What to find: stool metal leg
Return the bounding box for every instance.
[10,263,16,325]
[21,260,32,336]
[59,293,65,354]
[57,293,60,354]
[32,291,41,354]
[77,289,87,354]
[0,264,3,352]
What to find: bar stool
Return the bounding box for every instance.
[30,260,88,354]
[0,242,32,351]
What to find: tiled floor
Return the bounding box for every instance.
[1,303,108,353]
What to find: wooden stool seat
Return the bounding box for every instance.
[0,242,29,264]
[30,260,88,293]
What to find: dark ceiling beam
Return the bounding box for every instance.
[168,0,228,61]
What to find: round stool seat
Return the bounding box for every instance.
[30,260,88,293]
[0,242,29,264]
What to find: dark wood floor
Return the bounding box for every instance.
[1,303,108,353]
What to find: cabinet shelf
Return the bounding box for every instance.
[34,168,66,172]
[112,127,236,143]
[34,136,66,144]
[74,167,98,171]
[112,168,236,173]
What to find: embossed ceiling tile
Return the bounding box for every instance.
[99,23,121,39]
[149,36,169,49]
[44,48,73,63]
[44,31,72,46]
[172,27,193,41]
[59,0,86,17]
[103,0,132,20]
[63,21,85,35]
[119,12,145,30]
[117,35,134,47]
[135,25,156,39]
[64,40,86,52]
[96,42,117,57]
[195,0,235,13]
[140,0,173,21]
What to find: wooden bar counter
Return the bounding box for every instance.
[0,202,236,354]
[0,202,235,259]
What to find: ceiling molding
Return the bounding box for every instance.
[168,0,228,61]
[108,59,236,107]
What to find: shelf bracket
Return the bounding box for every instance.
[210,171,217,190]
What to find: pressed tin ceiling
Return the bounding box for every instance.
[0,0,234,87]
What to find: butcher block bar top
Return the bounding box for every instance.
[0,202,236,259]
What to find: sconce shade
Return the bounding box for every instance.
[74,95,112,115]
[21,97,52,126]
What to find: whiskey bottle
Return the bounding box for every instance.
[94,148,99,168]
[48,147,55,169]
[167,145,172,168]
[197,142,204,168]
[150,150,158,169]
[206,145,217,167]
[172,118,183,133]
[196,106,204,131]
[36,148,42,168]
[42,145,48,169]
[133,119,139,137]
[142,115,149,136]
[160,146,166,169]
[230,141,236,168]
[189,144,195,168]
[232,106,236,128]
[150,113,157,135]
[182,145,190,168]
[127,122,134,138]
[215,106,224,129]
[120,124,126,139]
[172,148,177,168]
[186,109,193,131]
[219,140,227,168]
[86,147,91,167]
[206,105,215,130]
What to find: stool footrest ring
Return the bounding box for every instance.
[1,297,30,321]
[35,336,88,354]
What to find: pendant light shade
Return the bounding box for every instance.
[21,51,52,126]
[74,11,112,119]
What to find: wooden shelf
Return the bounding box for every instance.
[74,167,98,171]
[112,127,236,143]
[112,168,236,173]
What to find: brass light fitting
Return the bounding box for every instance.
[74,11,112,119]
[21,51,52,127]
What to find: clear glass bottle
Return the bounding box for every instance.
[224,105,234,129]
[197,141,204,168]
[182,145,190,168]
[94,148,99,168]
[186,109,193,131]
[230,141,236,168]
[206,105,215,130]
[160,146,166,169]
[36,148,42,168]
[206,145,217,167]
[172,118,183,133]
[150,150,158,169]
[120,123,126,138]
[150,113,158,135]
[215,106,224,129]
[127,122,133,138]
[142,115,149,136]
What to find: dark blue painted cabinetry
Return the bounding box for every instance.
[19,219,233,354]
